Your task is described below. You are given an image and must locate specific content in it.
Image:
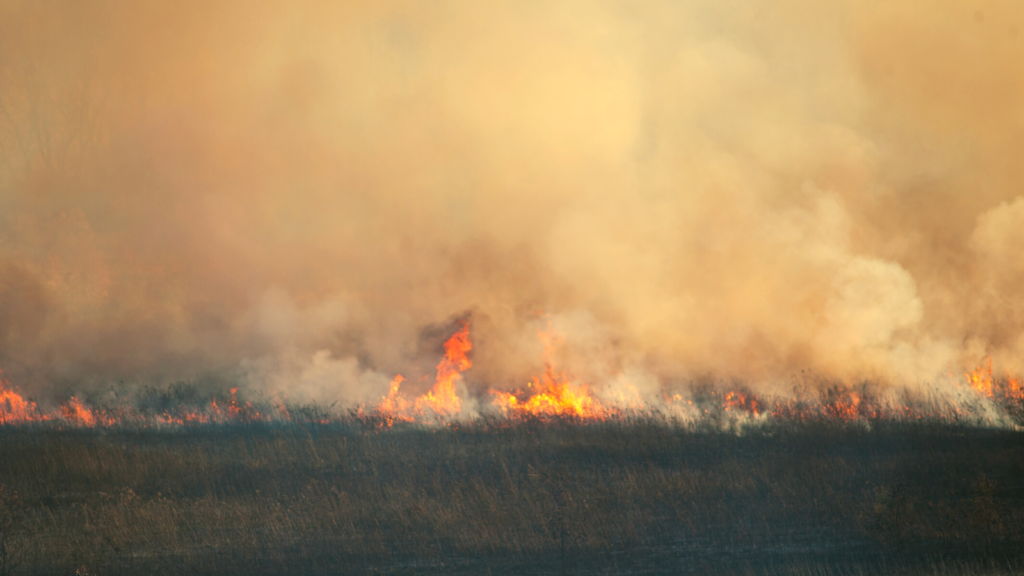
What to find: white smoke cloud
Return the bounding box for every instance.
[1,0,1022,405]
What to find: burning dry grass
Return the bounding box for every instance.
[2,377,1023,435]
[19,368,1024,435]
[1,327,1023,574]
[0,418,1021,575]
[3,324,1024,431]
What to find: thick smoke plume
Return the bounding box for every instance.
[1,0,1022,406]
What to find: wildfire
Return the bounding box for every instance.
[376,375,415,426]
[61,397,98,426]
[824,390,861,421]
[0,372,39,425]
[1,370,267,428]
[723,391,761,415]
[965,357,1024,402]
[613,382,645,411]
[489,325,607,419]
[372,321,472,424]
[1009,378,1024,402]
[415,321,471,416]
[3,329,1024,430]
[967,358,995,398]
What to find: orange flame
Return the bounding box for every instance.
[372,322,472,424]
[1008,378,1024,402]
[4,334,1024,429]
[967,358,995,398]
[0,376,271,428]
[0,373,40,425]
[490,325,606,419]
[723,391,761,415]
[60,397,97,426]
[965,358,1024,403]
[415,321,471,417]
[376,375,415,426]
[824,390,861,421]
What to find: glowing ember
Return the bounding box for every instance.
[824,390,861,421]
[723,391,761,415]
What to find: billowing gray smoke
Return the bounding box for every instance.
[1,0,1022,406]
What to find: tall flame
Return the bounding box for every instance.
[372,321,472,423]
[415,320,471,416]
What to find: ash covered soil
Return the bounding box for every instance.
[1,419,1023,576]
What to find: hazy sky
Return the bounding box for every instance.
[1,0,1022,404]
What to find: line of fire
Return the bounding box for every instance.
[3,321,1022,429]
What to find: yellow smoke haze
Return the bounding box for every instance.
[0,0,1022,402]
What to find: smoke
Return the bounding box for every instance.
[1,0,1022,404]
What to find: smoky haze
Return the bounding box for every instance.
[1,0,1022,406]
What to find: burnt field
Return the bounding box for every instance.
[1,418,1022,576]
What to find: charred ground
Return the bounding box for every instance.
[1,415,1023,576]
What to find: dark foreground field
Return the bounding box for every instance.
[1,419,1022,575]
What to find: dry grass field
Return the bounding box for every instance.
[1,413,1022,576]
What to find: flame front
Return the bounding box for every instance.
[415,320,471,416]
[1,370,267,428]
[0,372,39,425]
[372,321,472,424]
[825,390,861,421]
[3,331,1024,429]
[1009,378,1024,402]
[965,357,1023,402]
[60,398,97,426]
[723,391,761,415]
[376,375,414,426]
[490,325,607,419]
[967,358,995,398]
